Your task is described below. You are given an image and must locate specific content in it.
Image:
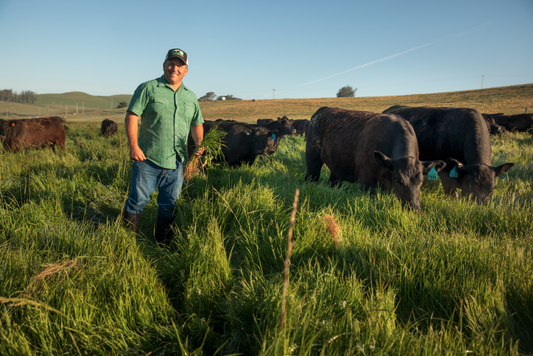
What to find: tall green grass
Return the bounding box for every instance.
[1,125,532,355]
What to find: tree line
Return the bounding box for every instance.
[0,89,37,104]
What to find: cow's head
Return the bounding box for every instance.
[439,158,515,203]
[277,116,296,135]
[375,151,446,212]
[265,130,281,155]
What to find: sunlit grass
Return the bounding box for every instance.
[1,119,532,354]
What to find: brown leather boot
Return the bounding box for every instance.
[123,212,141,233]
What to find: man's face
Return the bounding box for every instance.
[163,58,188,86]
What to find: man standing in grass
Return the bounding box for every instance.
[123,48,204,246]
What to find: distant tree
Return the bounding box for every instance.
[117,101,128,109]
[336,85,357,98]
[217,94,242,101]
[0,89,14,102]
[20,90,36,104]
[198,92,217,101]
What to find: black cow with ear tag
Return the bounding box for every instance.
[383,105,515,203]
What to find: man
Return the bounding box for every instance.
[123,48,204,246]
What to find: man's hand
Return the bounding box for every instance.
[195,147,205,157]
[130,145,146,161]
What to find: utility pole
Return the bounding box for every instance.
[272,89,276,99]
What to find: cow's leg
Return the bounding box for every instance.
[305,145,323,183]
[360,181,378,195]
[328,172,342,187]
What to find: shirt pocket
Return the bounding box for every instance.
[149,98,172,114]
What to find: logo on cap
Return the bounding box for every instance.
[173,50,184,56]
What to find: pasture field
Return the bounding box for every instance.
[1,93,533,355]
[1,83,532,124]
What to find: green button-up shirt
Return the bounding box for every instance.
[128,75,204,169]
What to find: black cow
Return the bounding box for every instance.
[250,116,295,155]
[1,116,67,152]
[481,114,506,135]
[383,105,514,203]
[292,119,309,136]
[252,116,295,136]
[492,113,533,133]
[306,107,446,212]
[188,120,279,166]
[101,119,118,137]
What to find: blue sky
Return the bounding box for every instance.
[1,0,532,100]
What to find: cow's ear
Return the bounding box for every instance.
[421,160,446,174]
[374,151,392,169]
[446,158,464,178]
[492,162,515,178]
[447,158,463,168]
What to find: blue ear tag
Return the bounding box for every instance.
[271,134,276,139]
[449,165,459,178]
[500,172,508,180]
[427,166,438,180]
[246,131,251,135]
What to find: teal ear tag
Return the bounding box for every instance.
[450,165,459,178]
[500,172,508,180]
[427,166,438,180]
[271,134,276,139]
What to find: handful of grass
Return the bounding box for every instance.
[183,127,226,183]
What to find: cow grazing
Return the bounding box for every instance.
[383,105,514,203]
[292,119,309,136]
[1,116,67,152]
[481,114,506,135]
[188,120,279,166]
[306,107,446,212]
[101,119,118,137]
[492,113,533,133]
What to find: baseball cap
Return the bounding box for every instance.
[165,48,188,65]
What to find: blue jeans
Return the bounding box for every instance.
[124,158,184,218]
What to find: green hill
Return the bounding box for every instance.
[36,91,132,109]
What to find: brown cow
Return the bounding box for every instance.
[2,116,67,152]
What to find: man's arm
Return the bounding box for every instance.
[125,111,146,161]
[190,124,204,156]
